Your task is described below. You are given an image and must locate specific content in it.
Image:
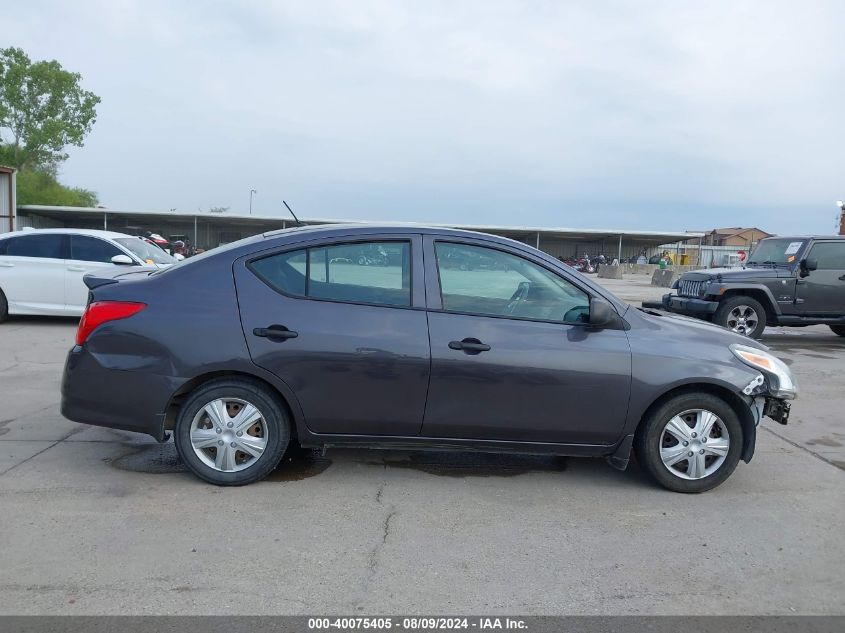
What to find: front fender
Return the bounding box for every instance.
[706,283,782,316]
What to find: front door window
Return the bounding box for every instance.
[435,242,590,323]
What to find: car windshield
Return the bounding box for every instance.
[114,237,176,265]
[746,238,805,266]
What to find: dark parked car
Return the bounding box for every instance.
[61,225,797,492]
[645,236,845,339]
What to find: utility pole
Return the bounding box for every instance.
[249,189,257,215]
[837,201,845,236]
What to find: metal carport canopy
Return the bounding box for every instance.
[430,222,701,242]
[15,205,703,251]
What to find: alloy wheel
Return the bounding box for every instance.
[189,398,268,472]
[659,409,730,480]
[726,305,759,336]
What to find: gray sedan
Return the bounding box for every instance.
[60,225,796,492]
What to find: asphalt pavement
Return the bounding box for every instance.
[0,276,842,615]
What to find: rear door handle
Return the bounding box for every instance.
[448,338,491,354]
[253,325,298,341]
[0,262,13,268]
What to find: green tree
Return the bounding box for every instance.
[0,47,100,170]
[15,167,98,207]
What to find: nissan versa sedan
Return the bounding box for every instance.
[60,225,796,492]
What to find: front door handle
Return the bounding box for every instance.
[448,338,491,354]
[0,262,13,268]
[67,266,87,272]
[253,325,298,341]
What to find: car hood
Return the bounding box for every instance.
[630,305,769,352]
[680,266,793,282]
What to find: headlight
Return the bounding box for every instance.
[730,344,797,399]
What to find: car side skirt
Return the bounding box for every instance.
[298,432,617,458]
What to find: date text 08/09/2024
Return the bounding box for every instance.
[307,617,528,630]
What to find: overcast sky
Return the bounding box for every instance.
[7,1,845,234]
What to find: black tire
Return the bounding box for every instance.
[0,289,7,323]
[173,378,290,485]
[713,295,767,339]
[830,325,845,337]
[634,392,743,493]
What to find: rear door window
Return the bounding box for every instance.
[4,234,65,259]
[249,241,411,307]
[250,249,307,296]
[70,235,123,263]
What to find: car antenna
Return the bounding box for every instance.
[282,200,303,227]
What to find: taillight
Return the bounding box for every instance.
[76,301,147,345]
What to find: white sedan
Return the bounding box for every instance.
[0,228,176,320]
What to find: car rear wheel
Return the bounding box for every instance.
[634,392,743,493]
[830,325,845,337]
[714,295,766,339]
[174,378,290,485]
[0,289,7,322]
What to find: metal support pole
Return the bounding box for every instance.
[536,232,540,250]
[617,234,622,262]
[194,216,198,248]
[103,212,107,231]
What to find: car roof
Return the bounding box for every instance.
[762,235,845,240]
[0,228,137,241]
[263,222,525,245]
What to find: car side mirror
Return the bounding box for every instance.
[799,258,817,277]
[111,254,135,265]
[588,297,618,329]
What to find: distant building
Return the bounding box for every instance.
[703,227,771,249]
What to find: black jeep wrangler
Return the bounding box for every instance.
[644,236,845,339]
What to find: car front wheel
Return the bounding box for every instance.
[713,295,766,339]
[174,378,290,485]
[634,392,743,493]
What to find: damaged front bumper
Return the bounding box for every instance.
[747,394,791,426]
[738,392,790,465]
[743,371,792,427]
[763,398,791,424]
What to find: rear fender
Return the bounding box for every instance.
[162,364,308,440]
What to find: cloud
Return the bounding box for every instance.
[6,0,845,233]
